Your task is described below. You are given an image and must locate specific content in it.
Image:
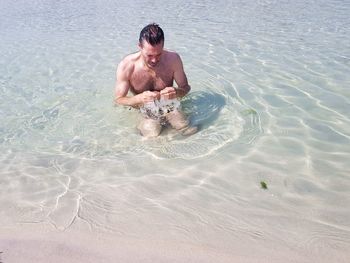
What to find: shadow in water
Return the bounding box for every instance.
[181,91,226,128]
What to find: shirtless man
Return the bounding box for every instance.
[114,23,197,137]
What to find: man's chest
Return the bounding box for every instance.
[130,68,173,92]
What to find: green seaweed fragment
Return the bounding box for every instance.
[260,181,268,190]
[241,109,257,116]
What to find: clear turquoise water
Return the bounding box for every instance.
[1,0,349,261]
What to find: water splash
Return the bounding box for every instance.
[140,98,181,122]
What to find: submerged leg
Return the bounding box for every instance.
[137,118,162,138]
[166,110,198,136]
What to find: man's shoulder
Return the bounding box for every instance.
[163,50,182,68]
[120,52,140,65]
[118,52,140,74]
[164,49,181,59]
[163,50,183,69]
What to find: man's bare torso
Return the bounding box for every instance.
[126,50,176,94]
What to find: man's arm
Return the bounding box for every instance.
[159,53,190,100]
[114,61,140,107]
[173,53,191,98]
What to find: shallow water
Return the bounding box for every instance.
[1,0,350,261]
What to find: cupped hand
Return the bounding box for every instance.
[138,90,160,104]
[160,87,177,100]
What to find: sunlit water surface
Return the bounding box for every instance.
[0,0,349,261]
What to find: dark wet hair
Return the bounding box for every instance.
[139,23,164,46]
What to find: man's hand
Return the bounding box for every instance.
[137,90,160,105]
[160,87,177,100]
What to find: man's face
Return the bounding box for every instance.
[139,40,164,68]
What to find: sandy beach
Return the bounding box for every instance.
[2,222,341,263]
[1,226,243,263]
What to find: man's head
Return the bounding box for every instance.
[138,23,164,68]
[139,23,164,46]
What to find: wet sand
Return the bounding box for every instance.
[0,224,312,263]
[0,226,240,263]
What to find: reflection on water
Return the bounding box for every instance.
[142,90,255,159]
[182,91,226,126]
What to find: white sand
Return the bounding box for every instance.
[0,226,244,263]
[1,221,348,263]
